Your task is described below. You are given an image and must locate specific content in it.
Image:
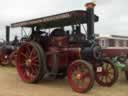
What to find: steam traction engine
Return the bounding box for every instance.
[0,26,18,66]
[11,3,118,93]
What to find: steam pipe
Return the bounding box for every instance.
[6,26,10,43]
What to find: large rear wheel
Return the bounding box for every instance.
[16,42,46,83]
[95,59,118,86]
[68,60,94,93]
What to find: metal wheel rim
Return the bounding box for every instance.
[17,43,40,82]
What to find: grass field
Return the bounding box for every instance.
[0,66,128,96]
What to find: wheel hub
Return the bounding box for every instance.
[76,74,81,80]
[76,73,86,80]
[26,59,32,66]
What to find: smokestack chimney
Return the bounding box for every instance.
[6,26,10,43]
[85,2,96,40]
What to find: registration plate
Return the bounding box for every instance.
[97,67,102,72]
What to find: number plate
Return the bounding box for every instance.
[97,67,102,72]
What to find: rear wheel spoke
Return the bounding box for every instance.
[30,48,34,57]
[21,52,28,58]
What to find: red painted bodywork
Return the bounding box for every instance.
[46,36,81,71]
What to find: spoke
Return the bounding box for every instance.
[108,73,113,80]
[106,76,110,83]
[76,65,81,72]
[103,76,106,83]
[106,63,109,70]
[31,56,38,63]
[75,79,80,85]
[26,66,34,78]
[107,64,112,70]
[20,64,25,68]
[104,76,108,83]
[25,69,31,77]
[72,74,76,81]
[108,67,113,71]
[32,65,39,72]
[79,64,84,71]
[83,78,89,83]
[82,72,90,78]
[30,48,34,58]
[30,67,37,75]
[108,71,114,75]
[107,75,112,81]
[79,80,84,87]
[74,70,78,76]
[30,74,36,80]
[100,75,104,81]
[26,46,31,54]
[22,70,27,77]
[103,63,107,70]
[21,52,28,58]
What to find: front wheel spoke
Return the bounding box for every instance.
[82,77,90,84]
[106,75,111,82]
[102,76,106,83]
[107,65,113,70]
[103,64,107,70]
[74,70,79,76]
[108,71,114,75]
[76,66,81,73]
[106,63,109,69]
[106,77,110,83]
[76,80,81,86]
[104,76,108,83]
[78,80,84,87]
[82,72,90,78]
[108,74,113,80]
[100,75,104,81]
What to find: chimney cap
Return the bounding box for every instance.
[85,2,96,9]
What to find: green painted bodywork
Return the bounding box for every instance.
[112,57,126,71]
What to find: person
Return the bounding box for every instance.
[12,36,19,46]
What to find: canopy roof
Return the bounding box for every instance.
[11,10,99,29]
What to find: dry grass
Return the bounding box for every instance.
[0,66,127,96]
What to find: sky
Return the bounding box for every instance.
[0,0,128,40]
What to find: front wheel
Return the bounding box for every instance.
[95,59,118,87]
[9,50,17,66]
[0,55,9,66]
[68,60,94,93]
